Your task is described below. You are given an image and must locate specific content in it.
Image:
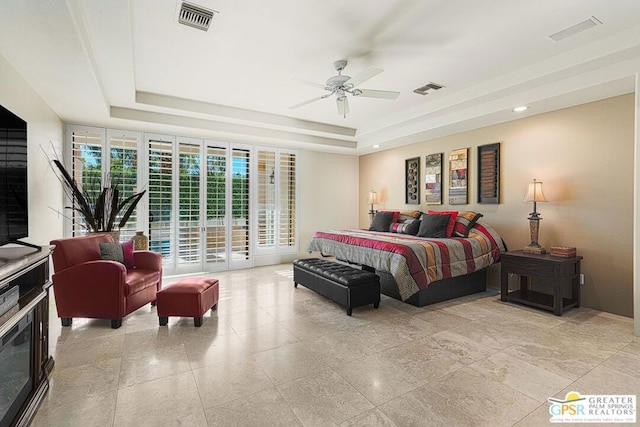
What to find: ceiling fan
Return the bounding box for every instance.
[290,59,400,117]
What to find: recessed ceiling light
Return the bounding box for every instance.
[512,106,529,113]
[372,144,380,148]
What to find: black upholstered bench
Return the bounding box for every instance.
[293,258,380,316]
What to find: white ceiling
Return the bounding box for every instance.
[1,0,639,154]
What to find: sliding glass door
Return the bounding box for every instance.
[145,136,252,274]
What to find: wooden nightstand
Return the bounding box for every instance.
[500,250,583,316]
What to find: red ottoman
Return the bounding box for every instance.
[156,277,219,327]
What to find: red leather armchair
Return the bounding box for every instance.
[50,234,162,329]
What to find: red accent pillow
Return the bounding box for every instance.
[121,240,134,269]
[428,210,458,237]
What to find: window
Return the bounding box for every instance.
[257,151,276,248]
[107,130,141,242]
[65,125,297,273]
[205,144,227,266]
[148,138,174,262]
[255,148,297,254]
[231,148,251,262]
[66,126,104,236]
[279,151,296,248]
[177,142,201,267]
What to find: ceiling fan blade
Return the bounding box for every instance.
[291,77,326,89]
[336,96,350,116]
[355,89,400,99]
[289,95,327,109]
[345,66,383,87]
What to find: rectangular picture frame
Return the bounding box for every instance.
[424,153,443,204]
[405,157,420,204]
[449,148,468,205]
[477,142,500,204]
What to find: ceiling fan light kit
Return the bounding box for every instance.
[291,59,399,117]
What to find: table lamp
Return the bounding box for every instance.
[523,179,547,254]
[367,189,379,223]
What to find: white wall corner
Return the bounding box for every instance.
[634,72,640,337]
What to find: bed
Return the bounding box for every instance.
[307,211,506,307]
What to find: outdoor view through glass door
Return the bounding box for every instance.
[147,137,251,275]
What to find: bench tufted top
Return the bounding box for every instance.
[294,258,379,287]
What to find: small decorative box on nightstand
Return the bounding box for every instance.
[550,246,577,258]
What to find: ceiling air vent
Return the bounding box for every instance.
[548,16,602,42]
[178,2,217,31]
[413,82,445,96]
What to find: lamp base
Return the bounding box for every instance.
[523,244,546,254]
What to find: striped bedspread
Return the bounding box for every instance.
[308,223,506,301]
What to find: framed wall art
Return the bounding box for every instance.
[424,153,443,204]
[477,142,500,204]
[405,157,420,204]
[449,148,468,205]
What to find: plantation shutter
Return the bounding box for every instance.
[254,148,297,254]
[177,142,201,269]
[108,131,140,242]
[231,148,250,263]
[257,151,276,248]
[278,151,296,249]
[205,145,227,267]
[148,139,174,263]
[68,126,105,236]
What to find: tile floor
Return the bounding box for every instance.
[32,264,639,426]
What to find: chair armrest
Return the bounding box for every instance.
[51,260,128,317]
[133,251,163,272]
[53,260,126,287]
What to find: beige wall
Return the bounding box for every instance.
[0,54,64,247]
[360,94,635,317]
[296,150,359,259]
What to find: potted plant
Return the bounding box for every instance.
[50,159,146,239]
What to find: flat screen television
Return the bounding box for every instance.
[0,104,32,249]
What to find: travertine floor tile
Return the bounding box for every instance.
[42,357,121,406]
[380,338,469,383]
[469,351,573,401]
[423,367,540,426]
[35,263,639,427]
[340,408,399,427]
[204,388,302,426]
[183,330,253,369]
[119,343,191,388]
[334,353,425,405]
[53,333,124,370]
[235,322,299,353]
[32,390,117,427]
[113,371,207,426]
[254,342,330,385]
[621,338,640,357]
[277,369,374,426]
[193,359,274,408]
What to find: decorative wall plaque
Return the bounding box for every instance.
[405,157,420,204]
[424,153,443,204]
[449,148,468,205]
[478,143,500,204]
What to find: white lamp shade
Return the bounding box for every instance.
[367,190,379,204]
[523,180,547,203]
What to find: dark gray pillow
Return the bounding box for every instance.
[99,242,124,264]
[369,211,396,232]
[417,214,451,238]
[398,218,421,235]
